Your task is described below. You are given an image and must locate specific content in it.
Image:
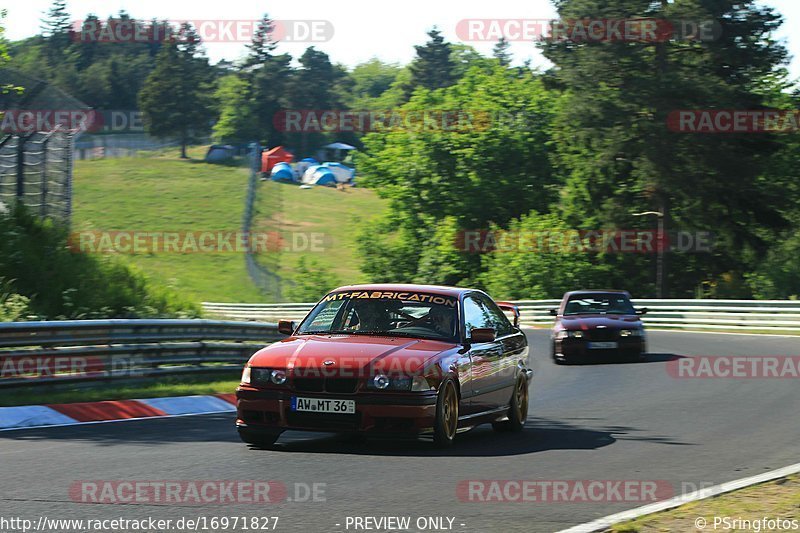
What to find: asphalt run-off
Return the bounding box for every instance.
[1,330,798,532]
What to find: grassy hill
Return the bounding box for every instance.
[73,147,262,302]
[72,148,387,303]
[253,180,388,289]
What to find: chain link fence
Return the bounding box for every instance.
[0,68,87,223]
[242,142,284,301]
[0,130,74,221]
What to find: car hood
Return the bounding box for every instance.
[558,315,642,330]
[248,334,457,374]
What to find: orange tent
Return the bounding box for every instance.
[261,146,294,173]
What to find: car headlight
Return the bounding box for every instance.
[270,369,287,385]
[620,329,643,337]
[241,366,251,385]
[373,374,390,390]
[556,330,584,339]
[367,374,433,391]
[248,368,288,386]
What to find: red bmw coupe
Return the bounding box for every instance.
[236,284,532,448]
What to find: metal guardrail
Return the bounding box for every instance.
[202,300,800,333]
[3,300,798,389]
[0,319,281,388]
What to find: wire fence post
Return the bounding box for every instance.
[65,132,74,227]
[40,135,49,218]
[15,134,25,202]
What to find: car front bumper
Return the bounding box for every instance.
[236,387,439,435]
[554,337,645,359]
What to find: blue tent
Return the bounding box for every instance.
[321,162,356,183]
[270,162,294,181]
[301,165,337,186]
[312,168,337,186]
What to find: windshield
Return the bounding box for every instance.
[564,294,636,316]
[297,290,459,341]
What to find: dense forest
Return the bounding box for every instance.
[4,1,800,300]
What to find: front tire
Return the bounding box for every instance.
[433,379,459,448]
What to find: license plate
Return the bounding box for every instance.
[291,397,356,414]
[588,342,618,350]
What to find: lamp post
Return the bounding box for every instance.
[633,210,666,298]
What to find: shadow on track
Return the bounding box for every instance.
[555,353,686,366]
[248,416,693,457]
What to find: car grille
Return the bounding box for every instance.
[292,377,359,394]
[587,329,619,341]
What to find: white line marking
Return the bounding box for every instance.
[522,326,800,338]
[556,462,800,533]
[0,409,234,433]
[648,329,800,338]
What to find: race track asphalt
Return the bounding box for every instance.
[1,330,798,533]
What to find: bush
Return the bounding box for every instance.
[0,278,33,321]
[283,257,340,303]
[0,207,200,319]
[479,212,614,300]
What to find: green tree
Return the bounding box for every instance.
[40,0,73,65]
[347,58,402,110]
[284,47,347,155]
[541,0,791,297]
[244,14,277,67]
[405,28,457,97]
[284,257,341,302]
[492,37,512,67]
[358,64,557,283]
[1,10,22,96]
[139,39,211,158]
[213,74,258,143]
[211,13,295,147]
[480,213,613,300]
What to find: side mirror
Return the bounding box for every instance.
[469,327,497,344]
[496,302,521,327]
[549,308,558,317]
[636,308,649,316]
[277,320,296,336]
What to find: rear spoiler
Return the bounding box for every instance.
[496,302,520,327]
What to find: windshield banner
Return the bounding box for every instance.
[323,291,457,308]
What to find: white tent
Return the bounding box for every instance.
[322,162,356,183]
[301,165,337,186]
